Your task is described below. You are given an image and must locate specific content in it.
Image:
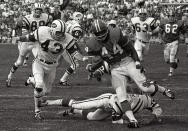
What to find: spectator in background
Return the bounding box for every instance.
[50,5,62,20]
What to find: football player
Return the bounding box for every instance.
[131,8,159,61]
[12,19,88,120]
[41,93,162,126]
[6,3,52,87]
[183,11,188,57]
[84,19,175,128]
[159,10,186,76]
[59,12,86,86]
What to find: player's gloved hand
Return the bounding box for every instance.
[82,56,89,62]
[11,36,19,45]
[86,64,94,72]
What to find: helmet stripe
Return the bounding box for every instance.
[96,20,101,32]
[57,19,63,32]
[94,21,99,32]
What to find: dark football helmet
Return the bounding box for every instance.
[91,19,109,41]
[168,10,176,22]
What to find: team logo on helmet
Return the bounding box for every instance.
[50,19,66,40]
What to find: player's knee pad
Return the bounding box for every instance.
[170,62,178,69]
[34,83,45,98]
[34,89,45,98]
[142,80,158,97]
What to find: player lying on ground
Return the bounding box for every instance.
[39,93,162,127]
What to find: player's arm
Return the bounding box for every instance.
[149,19,160,36]
[12,29,39,44]
[66,40,88,61]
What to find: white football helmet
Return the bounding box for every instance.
[138,8,147,21]
[72,12,84,23]
[33,3,43,18]
[50,19,66,40]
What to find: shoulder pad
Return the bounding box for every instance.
[63,33,75,49]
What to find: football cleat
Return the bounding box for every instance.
[6,78,11,87]
[59,81,70,86]
[163,89,175,99]
[168,72,174,77]
[34,111,43,120]
[112,118,125,124]
[127,120,139,128]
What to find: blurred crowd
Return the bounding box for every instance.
[0,0,187,43]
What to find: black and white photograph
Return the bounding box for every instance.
[0,0,188,130]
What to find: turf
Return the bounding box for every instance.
[0,44,188,131]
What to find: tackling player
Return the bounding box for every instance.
[59,12,86,86]
[159,10,186,76]
[6,3,52,87]
[12,19,88,120]
[40,93,162,127]
[131,8,159,61]
[84,19,175,128]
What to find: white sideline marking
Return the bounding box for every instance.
[0,94,186,101]
[2,83,188,90]
[34,110,188,117]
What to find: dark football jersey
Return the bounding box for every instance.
[85,27,139,65]
[160,19,186,43]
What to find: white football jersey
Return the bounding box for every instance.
[127,94,154,113]
[66,20,83,40]
[33,26,75,62]
[131,17,156,42]
[22,13,51,33]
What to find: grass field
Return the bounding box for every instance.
[0,44,188,131]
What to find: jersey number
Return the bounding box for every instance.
[113,43,123,54]
[41,41,63,54]
[135,23,148,32]
[165,24,178,34]
[31,21,46,31]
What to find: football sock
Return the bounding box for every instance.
[10,63,18,73]
[170,67,174,73]
[47,99,63,106]
[125,110,137,122]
